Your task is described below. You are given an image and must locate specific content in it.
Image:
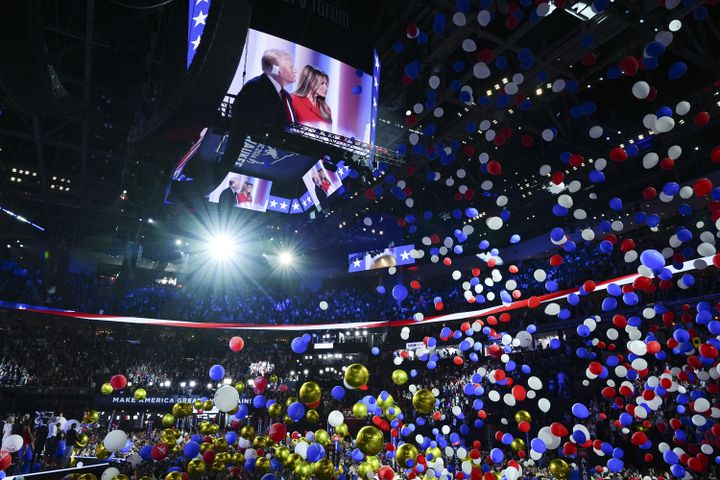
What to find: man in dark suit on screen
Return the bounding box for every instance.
[222,49,298,167]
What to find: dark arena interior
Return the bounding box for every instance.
[1,0,720,479]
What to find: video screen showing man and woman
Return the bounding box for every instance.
[227,29,374,142]
[207,172,273,213]
[301,160,343,211]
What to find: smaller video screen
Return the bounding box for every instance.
[348,244,416,273]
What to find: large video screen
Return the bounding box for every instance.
[207,172,273,212]
[227,29,374,142]
[301,160,343,211]
[348,244,416,273]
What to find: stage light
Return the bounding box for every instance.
[278,251,294,266]
[175,239,182,246]
[207,234,237,259]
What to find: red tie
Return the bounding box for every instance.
[280,89,296,124]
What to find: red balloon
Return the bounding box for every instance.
[712,146,720,163]
[550,422,569,437]
[512,385,527,401]
[660,157,674,170]
[151,443,169,461]
[229,336,244,352]
[110,374,127,390]
[518,421,531,433]
[527,296,540,308]
[202,450,216,464]
[642,186,657,200]
[551,171,564,185]
[609,147,628,162]
[583,280,596,293]
[694,111,710,126]
[549,254,563,267]
[693,178,713,197]
[699,343,718,358]
[254,377,268,395]
[581,53,596,66]
[410,280,421,289]
[268,422,287,442]
[487,160,502,175]
[619,56,639,76]
[0,450,11,471]
[453,356,463,366]
[379,466,395,480]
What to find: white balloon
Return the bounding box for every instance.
[642,152,659,169]
[428,75,440,89]
[328,410,345,427]
[655,31,674,46]
[589,126,603,138]
[568,180,581,193]
[486,216,503,230]
[581,229,595,241]
[528,376,543,390]
[668,145,682,159]
[643,114,657,130]
[434,107,444,118]
[462,39,476,52]
[102,468,121,480]
[295,442,308,459]
[496,195,508,207]
[552,79,566,92]
[103,429,128,453]
[558,194,573,208]
[477,10,491,26]
[669,19,682,31]
[536,2,552,16]
[453,12,467,26]
[473,62,490,79]
[632,81,650,99]
[542,129,554,141]
[1,434,22,453]
[214,385,240,412]
[654,116,675,133]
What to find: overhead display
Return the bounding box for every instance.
[227,29,375,142]
[301,160,343,211]
[207,172,273,212]
[348,244,416,273]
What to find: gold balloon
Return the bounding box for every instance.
[510,438,525,453]
[396,443,418,466]
[84,410,99,424]
[209,423,219,434]
[335,423,349,437]
[355,426,384,456]
[357,462,373,479]
[133,388,147,400]
[313,458,335,480]
[255,457,271,475]
[75,433,89,448]
[234,382,246,393]
[275,446,290,464]
[240,425,255,439]
[294,462,312,480]
[161,430,177,445]
[344,363,369,389]
[187,458,206,476]
[352,402,368,417]
[161,414,175,427]
[391,369,409,385]
[285,453,301,469]
[269,374,278,383]
[285,396,297,406]
[211,459,225,472]
[412,389,436,414]
[306,409,320,423]
[200,442,212,454]
[95,444,110,459]
[115,475,128,480]
[171,445,182,455]
[216,452,231,463]
[366,456,381,472]
[203,400,214,411]
[299,381,322,404]
[165,473,183,480]
[314,429,330,446]
[514,410,531,424]
[268,403,283,417]
[232,452,245,465]
[101,383,113,395]
[283,415,294,425]
[376,393,395,410]
[172,402,189,418]
[425,447,442,461]
[78,475,97,480]
[193,400,204,410]
[548,458,570,480]
[213,438,229,451]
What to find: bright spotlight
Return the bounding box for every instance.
[278,251,294,266]
[208,234,237,259]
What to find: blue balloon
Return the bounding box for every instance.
[609,197,623,211]
[235,404,248,419]
[572,402,590,419]
[668,62,687,80]
[531,437,546,453]
[607,458,624,473]
[225,432,238,445]
[291,337,308,354]
[640,249,665,270]
[209,364,225,381]
[288,402,305,420]
[376,285,385,294]
[140,444,153,460]
[392,284,408,301]
[184,441,201,458]
[306,443,325,462]
[490,448,504,463]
